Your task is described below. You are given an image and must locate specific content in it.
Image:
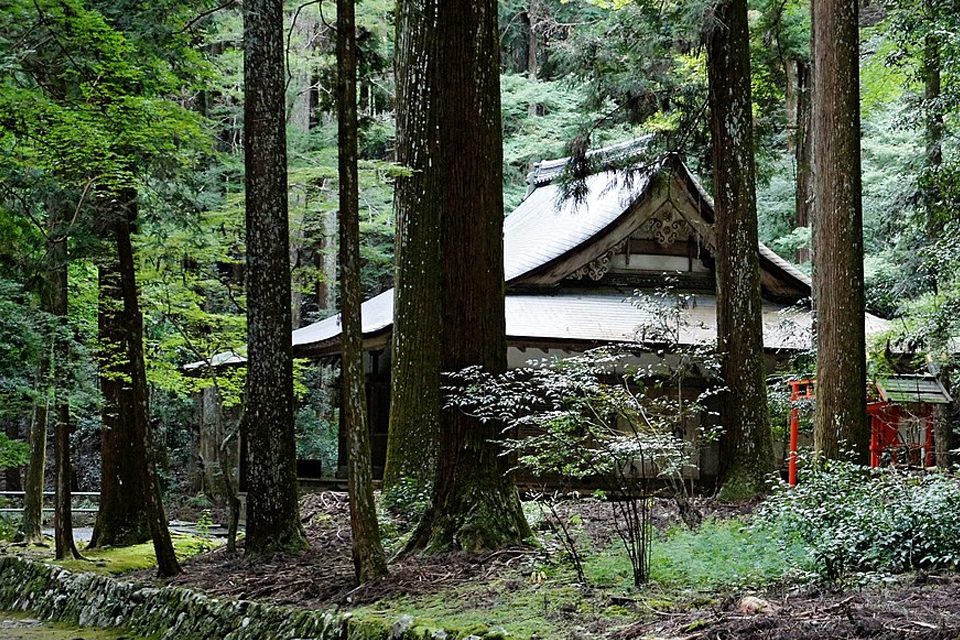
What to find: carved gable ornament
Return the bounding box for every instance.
[566,199,715,282]
[645,202,714,250]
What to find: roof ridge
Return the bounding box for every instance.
[525,136,655,189]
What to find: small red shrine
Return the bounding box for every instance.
[787,374,953,485]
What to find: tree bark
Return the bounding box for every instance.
[707,0,775,500]
[792,58,813,264]
[406,0,531,552]
[113,190,181,576]
[922,0,943,244]
[20,353,48,544]
[811,0,869,461]
[48,209,81,561]
[89,253,151,548]
[526,1,539,116]
[384,0,443,492]
[337,0,388,582]
[242,0,306,554]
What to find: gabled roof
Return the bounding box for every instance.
[285,146,839,358]
[186,143,885,368]
[876,374,953,405]
[504,167,654,282]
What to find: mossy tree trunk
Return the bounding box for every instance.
[384,0,443,493]
[406,0,531,552]
[811,0,869,461]
[242,0,306,555]
[89,252,150,549]
[707,0,774,500]
[113,190,181,576]
[337,0,387,583]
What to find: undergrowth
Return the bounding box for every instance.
[757,459,960,581]
[583,518,812,591]
[45,533,220,575]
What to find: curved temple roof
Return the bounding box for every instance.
[186,146,887,369]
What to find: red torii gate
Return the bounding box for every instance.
[787,374,951,486]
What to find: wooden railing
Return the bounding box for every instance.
[0,491,100,514]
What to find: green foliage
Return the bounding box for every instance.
[381,477,432,525]
[294,362,339,475]
[758,459,960,580]
[0,433,28,470]
[583,518,811,590]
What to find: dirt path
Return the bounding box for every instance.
[0,612,134,639]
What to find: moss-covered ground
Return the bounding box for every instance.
[352,518,814,639]
[3,533,220,575]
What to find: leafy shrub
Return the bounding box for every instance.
[757,458,960,580]
[0,432,28,470]
[381,477,431,524]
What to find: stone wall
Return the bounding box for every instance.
[0,556,472,639]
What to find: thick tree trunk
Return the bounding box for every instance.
[811,0,869,461]
[242,0,306,554]
[89,255,151,548]
[407,0,531,552]
[20,355,48,544]
[384,0,442,492]
[707,0,774,500]
[337,0,387,582]
[114,191,181,576]
[48,214,81,561]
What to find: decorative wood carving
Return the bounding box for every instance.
[649,206,689,247]
[569,238,629,281]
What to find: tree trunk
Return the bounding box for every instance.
[337,0,388,582]
[384,0,443,492]
[792,58,813,264]
[707,0,774,500]
[242,0,306,555]
[89,254,151,548]
[811,0,869,461]
[20,354,48,544]
[407,0,531,552]
[113,190,181,576]
[48,209,82,561]
[922,0,943,245]
[526,2,539,116]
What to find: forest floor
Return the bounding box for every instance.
[134,492,960,639]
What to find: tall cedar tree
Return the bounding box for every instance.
[242,0,307,554]
[384,0,442,491]
[113,191,181,576]
[337,0,388,581]
[49,206,81,560]
[811,0,869,459]
[89,252,150,548]
[406,0,531,552]
[707,0,774,498]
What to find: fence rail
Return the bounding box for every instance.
[0,491,100,514]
